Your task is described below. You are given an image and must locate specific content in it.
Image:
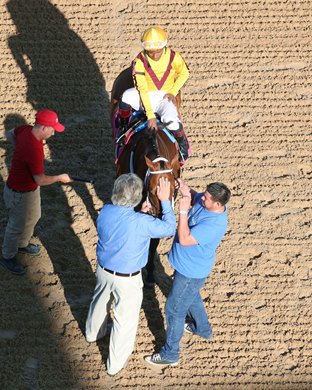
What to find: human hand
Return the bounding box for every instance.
[59,174,73,183]
[164,93,176,105]
[156,177,171,201]
[179,194,191,212]
[177,179,191,198]
[148,118,157,130]
[141,198,152,213]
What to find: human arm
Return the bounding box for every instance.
[132,57,156,121]
[33,173,72,186]
[167,51,189,97]
[177,179,197,204]
[177,194,198,246]
[141,177,176,237]
[147,118,157,130]
[141,198,152,213]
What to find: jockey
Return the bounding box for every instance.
[119,26,190,162]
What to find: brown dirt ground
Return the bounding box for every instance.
[0,0,312,389]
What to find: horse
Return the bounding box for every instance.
[117,125,181,283]
[110,67,181,284]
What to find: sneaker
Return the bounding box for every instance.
[184,322,195,335]
[144,353,178,367]
[0,257,25,276]
[184,323,213,339]
[18,244,41,256]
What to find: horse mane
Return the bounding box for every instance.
[144,127,166,170]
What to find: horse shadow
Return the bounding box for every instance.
[6,0,114,222]
[142,251,174,349]
[6,0,114,333]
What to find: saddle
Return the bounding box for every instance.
[113,109,177,164]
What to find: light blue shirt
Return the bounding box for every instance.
[169,193,228,278]
[96,200,175,273]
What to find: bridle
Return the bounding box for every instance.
[129,128,180,216]
[144,157,178,216]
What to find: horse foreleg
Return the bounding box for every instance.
[145,238,160,286]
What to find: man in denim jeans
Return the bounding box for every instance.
[145,179,231,367]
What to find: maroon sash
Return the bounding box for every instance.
[136,49,176,90]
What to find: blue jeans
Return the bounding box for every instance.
[160,271,213,362]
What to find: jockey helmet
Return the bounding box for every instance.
[141,27,167,50]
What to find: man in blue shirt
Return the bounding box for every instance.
[145,179,231,367]
[85,173,175,376]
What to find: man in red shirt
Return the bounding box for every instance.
[1,110,72,276]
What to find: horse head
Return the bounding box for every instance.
[144,141,180,217]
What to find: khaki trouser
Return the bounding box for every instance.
[2,185,41,259]
[85,264,143,375]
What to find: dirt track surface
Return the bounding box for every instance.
[0,0,312,389]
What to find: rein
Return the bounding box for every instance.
[128,129,179,216]
[144,157,176,216]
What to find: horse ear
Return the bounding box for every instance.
[145,156,154,169]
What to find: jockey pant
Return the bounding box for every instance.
[121,87,181,131]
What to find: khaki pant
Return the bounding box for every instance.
[85,264,143,375]
[2,185,41,259]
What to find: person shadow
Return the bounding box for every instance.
[0,114,28,238]
[0,114,28,248]
[0,113,88,387]
[6,0,114,333]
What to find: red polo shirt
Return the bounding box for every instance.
[7,125,44,191]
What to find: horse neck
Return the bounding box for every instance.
[144,130,164,216]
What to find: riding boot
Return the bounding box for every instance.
[176,135,189,161]
[118,102,131,132]
[172,126,189,162]
[117,102,132,146]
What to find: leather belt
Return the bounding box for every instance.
[7,184,36,193]
[99,264,140,277]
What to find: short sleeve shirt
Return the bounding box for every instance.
[169,193,228,278]
[7,125,44,191]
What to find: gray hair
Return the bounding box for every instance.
[111,173,143,207]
